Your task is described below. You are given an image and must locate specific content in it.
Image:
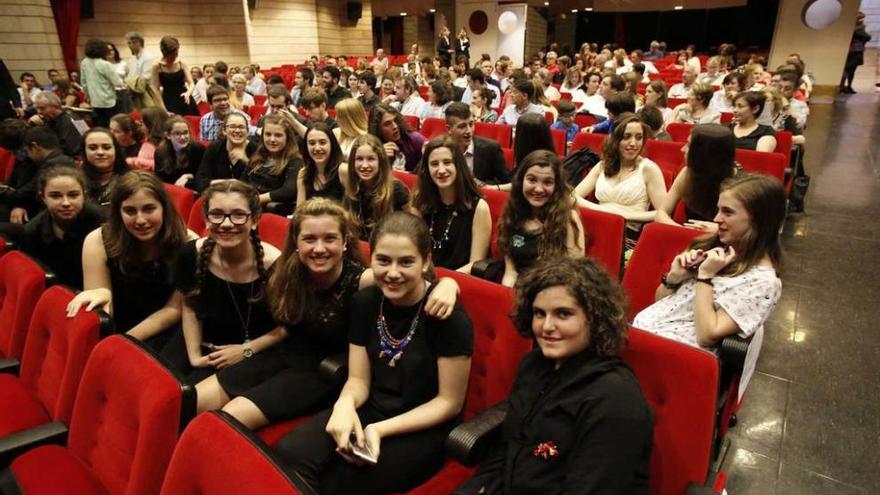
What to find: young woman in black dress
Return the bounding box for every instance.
[412,136,491,272]
[296,122,347,205]
[150,35,196,116]
[277,212,473,494]
[66,170,190,354]
[242,114,302,207]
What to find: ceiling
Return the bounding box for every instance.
[371,0,748,17]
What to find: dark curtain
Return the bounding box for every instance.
[50,0,82,72]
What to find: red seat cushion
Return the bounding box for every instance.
[0,373,52,436]
[10,445,109,495]
[256,416,310,448]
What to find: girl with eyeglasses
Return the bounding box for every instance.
[155,115,206,188]
[195,113,257,192]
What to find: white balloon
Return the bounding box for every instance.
[802,0,842,30]
[498,11,518,34]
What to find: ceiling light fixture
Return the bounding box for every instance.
[571,8,578,12]
[585,7,593,11]
[674,5,683,10]
[400,12,407,16]
[429,8,436,13]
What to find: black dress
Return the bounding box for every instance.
[215,257,365,421]
[304,166,345,204]
[427,199,477,270]
[242,157,302,204]
[729,123,776,151]
[159,67,195,116]
[276,284,474,494]
[352,179,410,240]
[507,227,542,274]
[194,139,258,193]
[155,141,206,188]
[454,349,654,495]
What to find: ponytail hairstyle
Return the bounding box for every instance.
[267,198,362,324]
[690,174,785,276]
[190,179,268,303]
[140,106,169,146]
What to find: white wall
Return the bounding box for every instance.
[497,4,527,66]
[456,0,498,61]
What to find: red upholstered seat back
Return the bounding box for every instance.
[646,139,685,181]
[773,130,793,165]
[0,251,49,359]
[480,187,509,258]
[19,286,105,425]
[402,114,420,131]
[258,213,291,250]
[474,122,512,149]
[68,335,189,495]
[665,122,693,143]
[622,328,718,495]
[578,207,625,279]
[420,118,447,140]
[550,128,566,156]
[392,170,418,191]
[162,182,195,223]
[570,131,606,155]
[184,115,201,141]
[735,149,786,182]
[435,268,531,420]
[0,147,15,182]
[162,412,305,494]
[621,222,702,319]
[187,196,208,236]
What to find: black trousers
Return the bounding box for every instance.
[275,405,451,495]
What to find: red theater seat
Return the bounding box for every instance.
[162,182,196,222]
[570,132,606,155]
[187,196,207,236]
[247,105,268,125]
[254,95,268,106]
[735,149,787,182]
[5,335,195,495]
[0,251,54,361]
[197,102,211,116]
[501,148,513,170]
[0,286,109,440]
[0,147,15,182]
[579,206,626,279]
[403,114,420,131]
[392,170,418,191]
[473,122,512,149]
[574,113,597,129]
[184,115,201,142]
[161,411,310,494]
[550,128,566,156]
[258,213,291,250]
[665,122,694,143]
[646,139,685,188]
[420,118,447,140]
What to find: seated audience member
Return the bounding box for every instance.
[765,88,805,148]
[634,174,784,394]
[470,86,497,123]
[2,126,75,224]
[297,123,346,204]
[19,166,103,289]
[419,80,455,123]
[646,40,664,60]
[28,91,82,157]
[110,113,144,158]
[244,65,267,96]
[127,106,168,171]
[67,171,190,360]
[200,84,251,142]
[357,71,381,113]
[241,114,302,207]
[53,75,82,107]
[498,150,585,287]
[584,94,636,135]
[461,68,500,108]
[370,103,426,172]
[623,72,645,106]
[670,83,721,124]
[497,79,545,128]
[346,71,362,99]
[276,211,473,495]
[730,91,777,152]
[699,56,726,86]
[290,67,313,107]
[174,179,282,384]
[193,64,215,104]
[709,72,746,114]
[155,116,206,188]
[387,76,425,117]
[334,97,369,159]
[412,136,491,272]
[580,73,624,119]
[230,74,255,109]
[643,80,673,123]
[560,67,585,95]
[195,113,258,192]
[343,134,411,239]
[777,71,809,128]
[301,88,337,128]
[638,105,671,141]
[684,45,701,73]
[533,68,560,103]
[668,66,698,99]
[81,127,130,206]
[574,115,667,249]
[455,257,653,495]
[321,66,351,108]
[630,48,659,75]
[551,100,580,144]
[572,71,604,115]
[18,72,41,113]
[258,84,296,131]
[445,103,508,187]
[512,113,556,173]
[656,124,739,231]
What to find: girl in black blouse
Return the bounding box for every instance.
[412,136,491,272]
[277,212,473,495]
[154,116,205,188]
[20,165,103,289]
[81,127,130,207]
[296,122,347,205]
[109,113,143,159]
[343,134,410,240]
[456,257,654,495]
[176,179,282,384]
[729,91,777,152]
[66,170,190,353]
[243,114,302,207]
[194,113,257,193]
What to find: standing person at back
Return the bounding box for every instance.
[437,27,453,67]
[80,39,125,128]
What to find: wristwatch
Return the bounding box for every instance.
[243,347,254,358]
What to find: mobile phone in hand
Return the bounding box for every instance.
[349,433,378,465]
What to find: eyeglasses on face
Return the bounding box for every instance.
[224,124,248,131]
[206,210,251,225]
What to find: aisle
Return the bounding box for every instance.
[721,90,880,494]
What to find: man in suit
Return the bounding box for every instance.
[445,102,510,186]
[437,27,453,68]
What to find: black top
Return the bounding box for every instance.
[121,142,142,159]
[456,349,654,495]
[472,136,510,185]
[326,86,351,110]
[174,239,278,345]
[728,123,776,151]
[242,157,303,203]
[194,139,258,193]
[0,151,75,215]
[349,285,473,419]
[155,141,206,188]
[353,179,410,240]
[89,173,122,208]
[427,199,477,270]
[104,234,178,332]
[284,257,364,361]
[19,202,104,289]
[48,111,83,157]
[508,227,541,273]
[159,69,196,116]
[358,93,381,114]
[303,165,346,204]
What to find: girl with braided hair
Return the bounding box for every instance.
[174,179,283,384]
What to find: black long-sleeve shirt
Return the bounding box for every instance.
[455,349,654,495]
[194,139,257,193]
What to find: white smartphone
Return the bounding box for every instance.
[348,434,378,465]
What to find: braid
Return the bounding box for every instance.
[249,228,268,303]
[189,237,217,300]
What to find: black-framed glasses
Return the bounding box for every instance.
[206,210,251,225]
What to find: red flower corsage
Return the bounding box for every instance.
[533,441,559,460]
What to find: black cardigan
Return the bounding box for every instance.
[154,141,206,189]
[194,139,257,193]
